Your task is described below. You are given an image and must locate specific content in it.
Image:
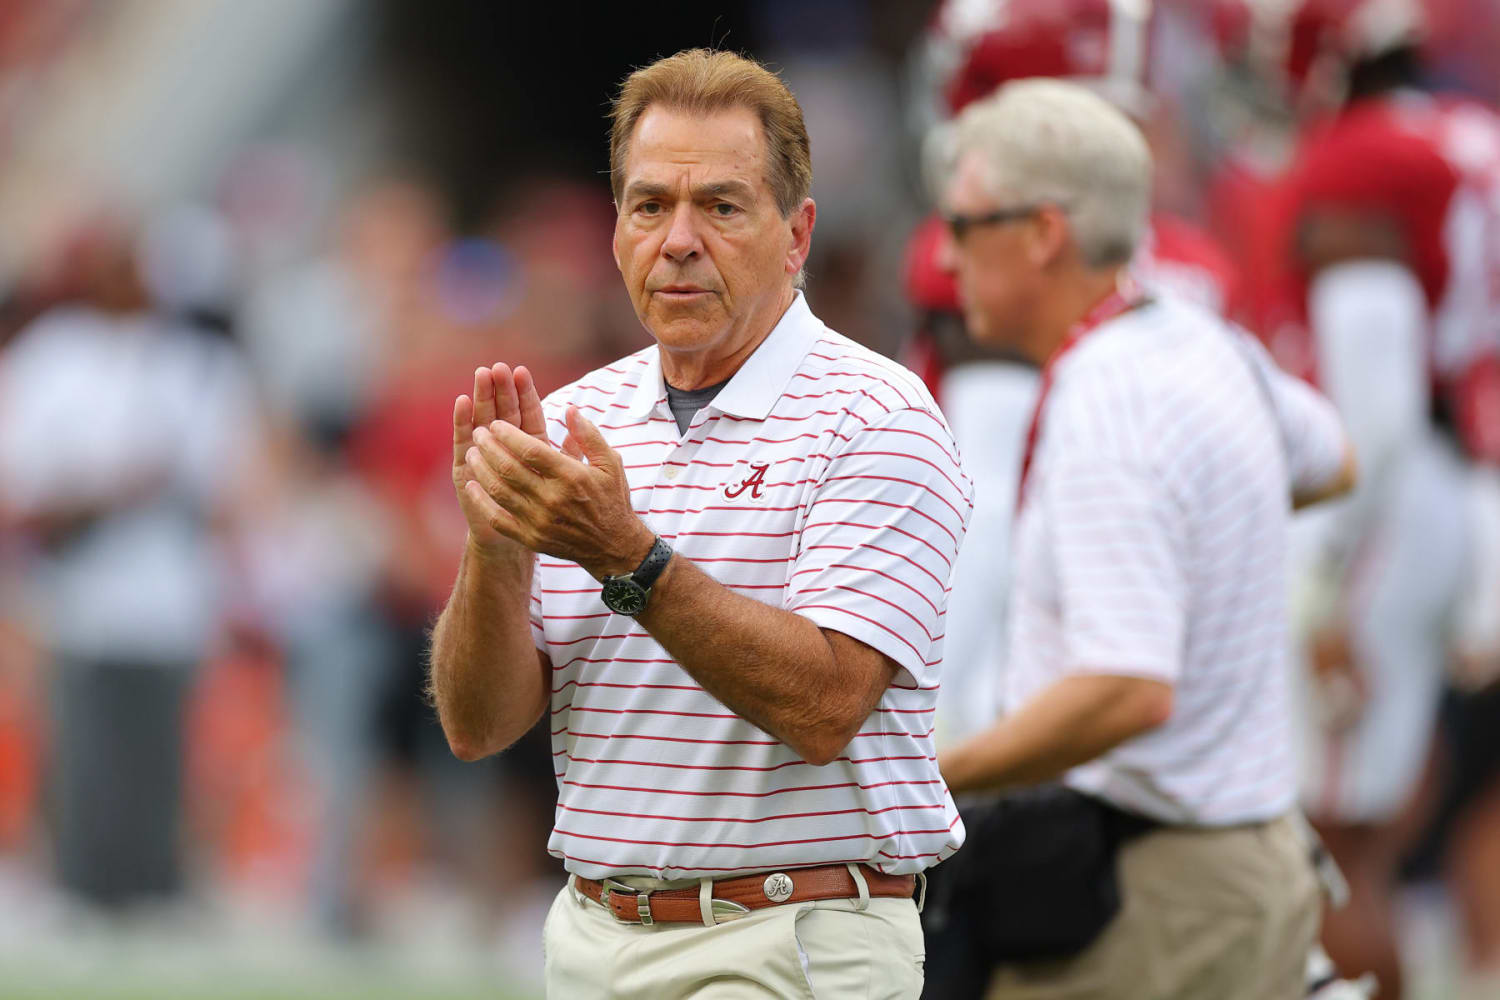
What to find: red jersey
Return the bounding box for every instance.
[1207,146,1307,371]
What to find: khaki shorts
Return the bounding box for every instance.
[986,812,1321,1000]
[543,873,926,999]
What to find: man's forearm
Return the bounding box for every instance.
[429,538,549,761]
[941,674,1174,795]
[637,554,893,766]
[461,410,900,767]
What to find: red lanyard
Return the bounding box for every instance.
[1016,278,1144,509]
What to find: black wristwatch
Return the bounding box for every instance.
[599,536,674,616]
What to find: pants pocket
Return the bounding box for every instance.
[792,899,924,1000]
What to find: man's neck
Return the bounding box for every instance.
[1026,265,1130,367]
[659,286,796,389]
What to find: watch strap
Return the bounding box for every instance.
[629,536,674,592]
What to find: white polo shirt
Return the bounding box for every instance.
[531,293,974,879]
[1005,295,1346,827]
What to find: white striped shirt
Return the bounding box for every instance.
[1005,295,1346,826]
[531,293,974,879]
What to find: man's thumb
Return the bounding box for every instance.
[565,406,614,466]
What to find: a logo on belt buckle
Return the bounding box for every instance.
[763,872,794,903]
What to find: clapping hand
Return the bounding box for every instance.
[453,365,652,577]
[452,364,549,553]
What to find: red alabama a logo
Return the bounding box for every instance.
[724,462,770,499]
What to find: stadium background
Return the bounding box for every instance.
[0,1,1497,997]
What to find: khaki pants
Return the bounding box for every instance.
[986,812,1321,1000]
[543,874,926,998]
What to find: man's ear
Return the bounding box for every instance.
[1027,204,1070,269]
[612,211,623,273]
[786,197,816,277]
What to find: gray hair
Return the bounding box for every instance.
[952,78,1151,268]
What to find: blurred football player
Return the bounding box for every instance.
[1217,1,1500,994]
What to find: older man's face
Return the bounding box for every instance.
[614,105,809,376]
[940,150,1041,349]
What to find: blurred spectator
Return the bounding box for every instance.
[0,212,261,910]
[233,421,392,936]
[240,176,444,447]
[235,175,457,937]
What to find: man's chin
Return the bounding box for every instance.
[961,312,995,346]
[645,311,727,351]
[962,308,1017,349]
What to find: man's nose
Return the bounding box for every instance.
[661,205,702,263]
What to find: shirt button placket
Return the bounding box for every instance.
[656,437,698,536]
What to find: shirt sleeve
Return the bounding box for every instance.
[786,406,973,688]
[1230,325,1350,497]
[1044,393,1189,683]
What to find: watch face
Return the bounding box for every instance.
[601,578,648,616]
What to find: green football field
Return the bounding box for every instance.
[0,866,551,1000]
[0,981,523,1000]
[0,957,536,1000]
[0,920,543,1000]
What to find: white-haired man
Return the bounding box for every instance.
[935,78,1356,999]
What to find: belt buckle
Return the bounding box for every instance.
[598,878,654,926]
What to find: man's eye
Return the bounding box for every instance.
[712,203,738,217]
[638,201,662,215]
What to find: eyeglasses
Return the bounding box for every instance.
[942,204,1052,242]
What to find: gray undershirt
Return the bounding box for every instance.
[665,377,731,434]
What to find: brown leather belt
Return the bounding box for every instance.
[575,863,917,926]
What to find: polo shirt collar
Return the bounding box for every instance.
[712,291,819,421]
[624,345,668,420]
[621,291,821,423]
